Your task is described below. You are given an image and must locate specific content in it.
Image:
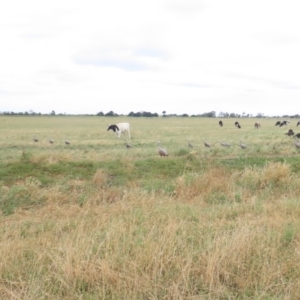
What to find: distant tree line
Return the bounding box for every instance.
[1,110,300,119]
[128,111,159,117]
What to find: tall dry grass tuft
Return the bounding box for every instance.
[240,161,292,191]
[259,161,291,187]
[200,222,300,297]
[174,167,235,203]
[29,153,73,164]
[92,169,109,186]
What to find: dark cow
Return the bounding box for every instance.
[254,122,261,129]
[297,121,300,127]
[235,121,241,129]
[294,133,300,139]
[280,120,290,127]
[285,129,294,136]
[219,120,223,127]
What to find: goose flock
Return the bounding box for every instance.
[32,136,70,146]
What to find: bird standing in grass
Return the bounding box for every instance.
[33,135,39,142]
[65,139,71,145]
[203,139,211,148]
[285,129,294,136]
[188,140,193,148]
[157,141,168,157]
[239,140,247,149]
[49,138,54,144]
[125,140,131,148]
[219,141,231,148]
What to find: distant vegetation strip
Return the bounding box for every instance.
[1,110,300,118]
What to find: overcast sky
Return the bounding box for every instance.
[1,0,300,116]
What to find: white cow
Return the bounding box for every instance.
[107,123,131,139]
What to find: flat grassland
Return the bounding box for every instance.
[1,116,300,299]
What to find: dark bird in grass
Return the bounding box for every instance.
[157,141,168,157]
[235,121,241,129]
[239,140,247,149]
[32,135,39,142]
[285,129,294,136]
[49,138,54,144]
[64,139,71,145]
[203,139,211,148]
[188,140,193,148]
[219,141,231,148]
[125,141,131,148]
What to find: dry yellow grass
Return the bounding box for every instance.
[1,194,300,298]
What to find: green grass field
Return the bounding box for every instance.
[1,116,300,299]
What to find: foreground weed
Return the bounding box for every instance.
[239,161,291,191]
[174,167,233,202]
[20,148,33,162]
[0,185,45,215]
[281,223,295,246]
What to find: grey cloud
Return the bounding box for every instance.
[0,89,11,95]
[73,47,167,71]
[179,82,223,89]
[74,57,148,72]
[134,48,168,60]
[0,88,38,96]
[166,0,206,13]
[38,68,85,83]
[226,72,300,91]
[254,32,300,46]
[20,32,51,40]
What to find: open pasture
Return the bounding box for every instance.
[0,116,299,162]
[1,116,300,299]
